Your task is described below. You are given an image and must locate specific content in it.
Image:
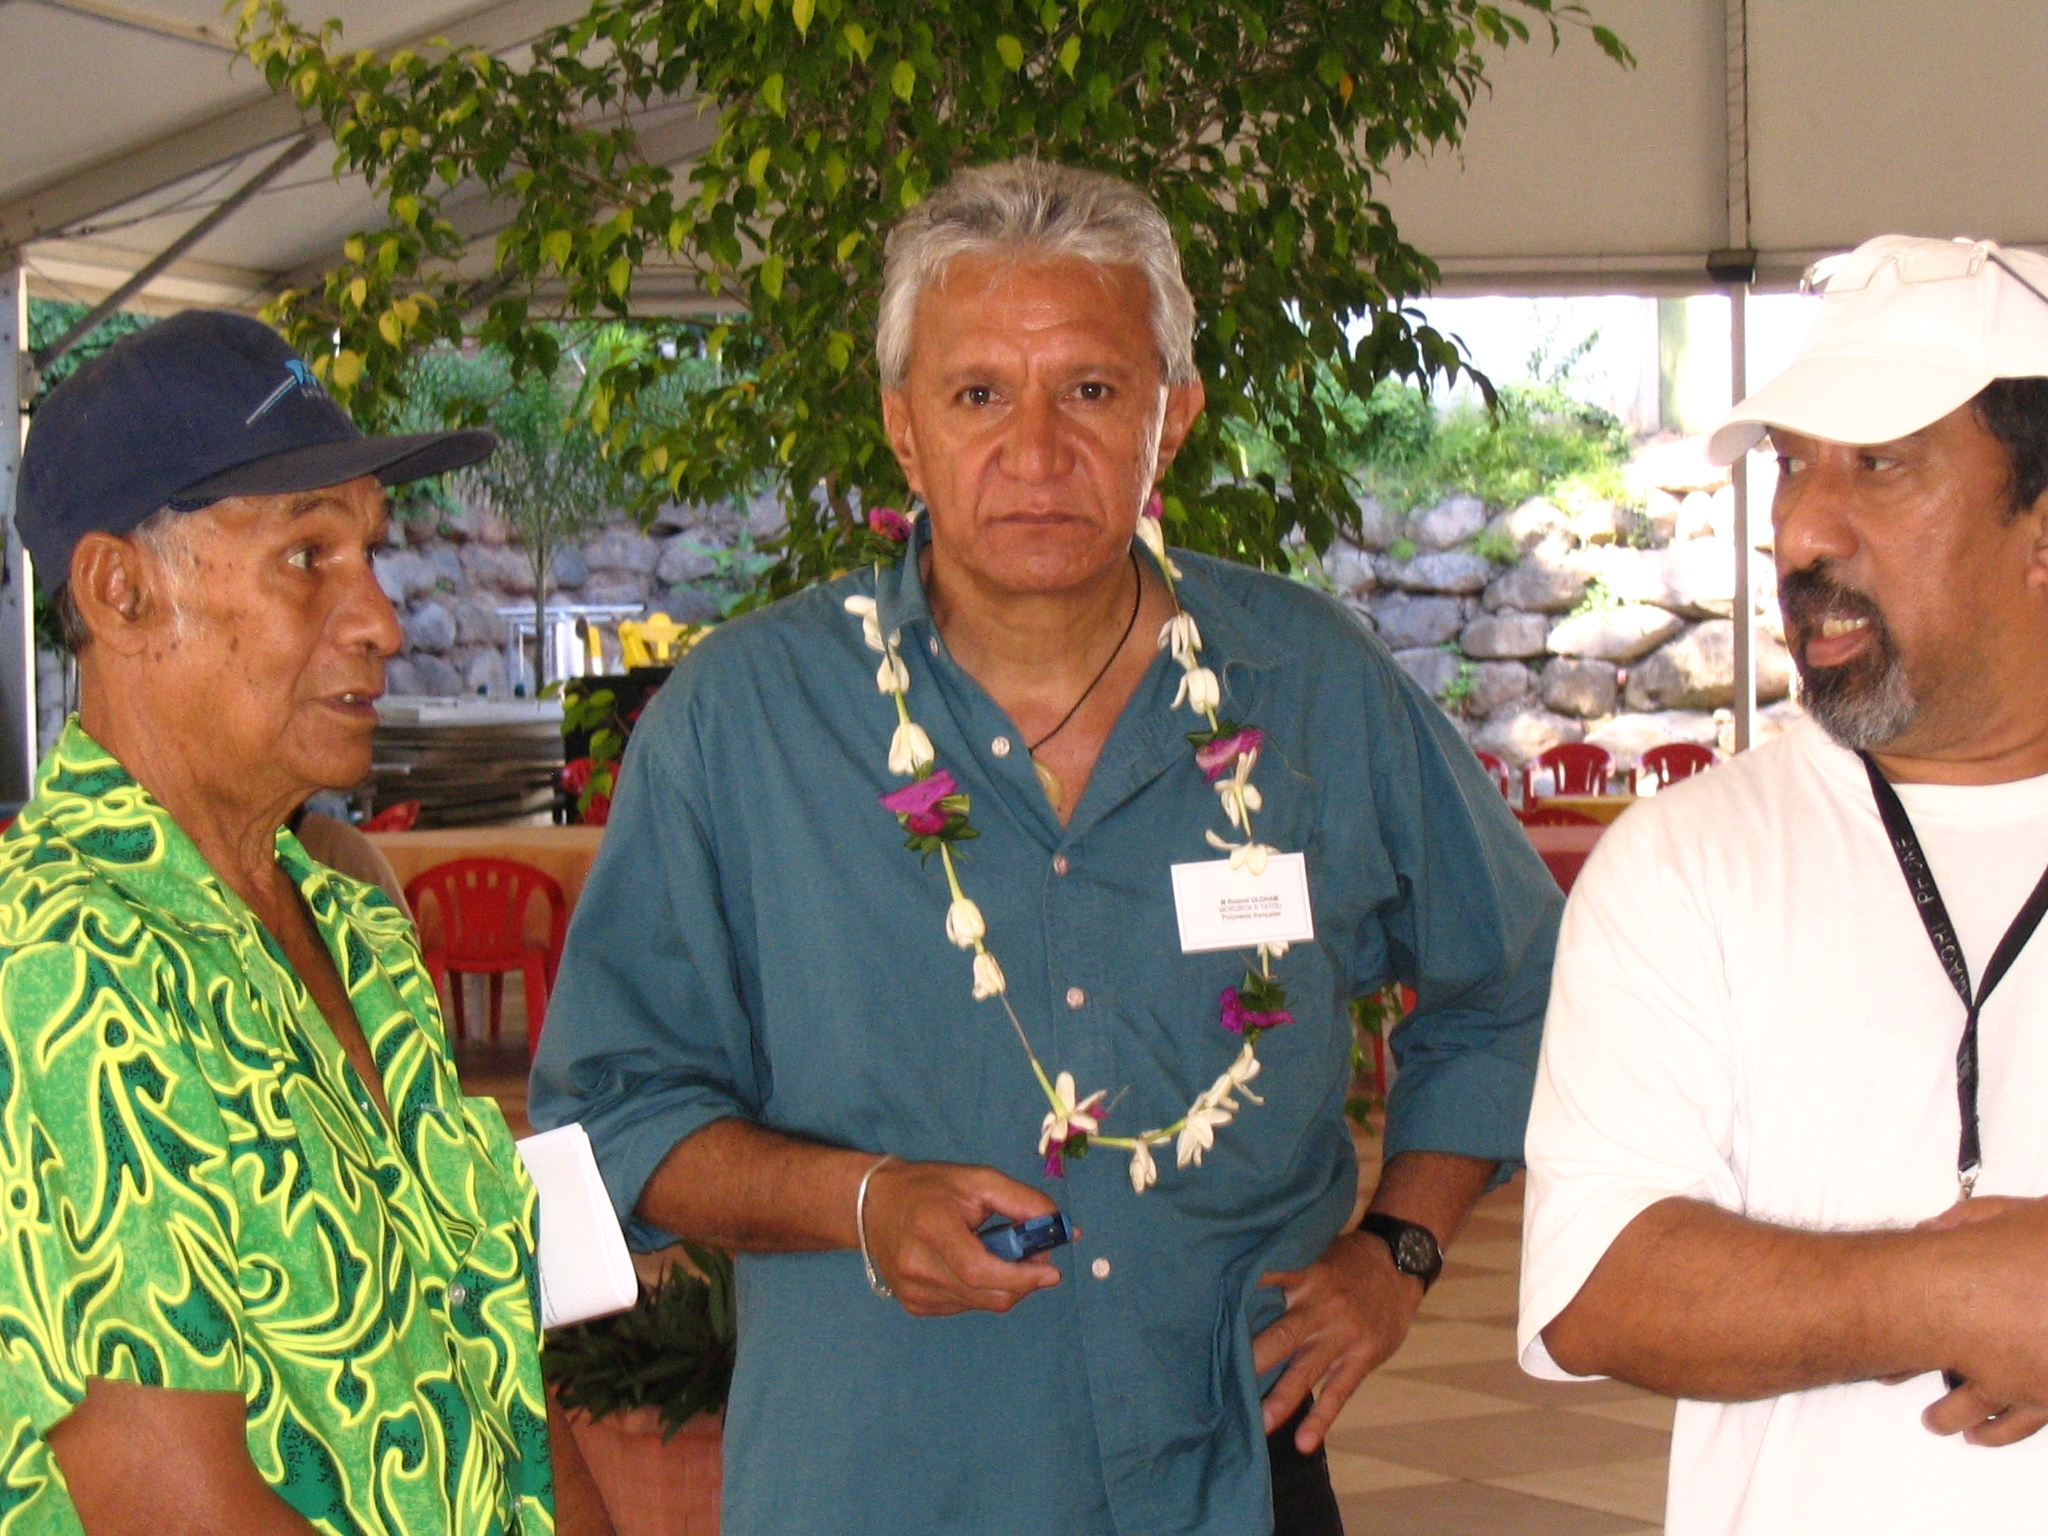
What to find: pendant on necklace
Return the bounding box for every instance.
[1033,756,1065,812]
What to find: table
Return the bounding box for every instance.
[1522,822,1606,895]
[1532,794,1637,826]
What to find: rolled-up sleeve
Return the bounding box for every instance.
[1358,660,1563,1175]
[529,694,763,1250]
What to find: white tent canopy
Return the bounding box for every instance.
[1,0,2043,795]
[1377,0,2048,295]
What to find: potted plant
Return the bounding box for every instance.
[544,1243,736,1535]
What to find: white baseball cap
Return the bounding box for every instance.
[1706,235,2048,466]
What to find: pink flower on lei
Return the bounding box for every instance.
[879,768,956,835]
[1195,727,1263,784]
[868,506,913,542]
[1218,986,1293,1035]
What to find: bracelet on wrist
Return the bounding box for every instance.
[855,1153,898,1299]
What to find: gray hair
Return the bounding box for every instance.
[877,160,1198,390]
[52,505,198,654]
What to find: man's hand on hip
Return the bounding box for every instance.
[863,1159,1063,1317]
[1252,1229,1424,1454]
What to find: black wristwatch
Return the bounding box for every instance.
[1359,1213,1443,1292]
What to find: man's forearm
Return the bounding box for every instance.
[1367,1150,1498,1244]
[1542,1196,1946,1398]
[635,1117,875,1252]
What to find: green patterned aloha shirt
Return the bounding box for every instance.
[0,722,554,1534]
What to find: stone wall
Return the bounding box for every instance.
[372,492,785,697]
[369,445,1802,772]
[1323,447,1801,771]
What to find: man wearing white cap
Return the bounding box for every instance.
[1518,235,2048,1534]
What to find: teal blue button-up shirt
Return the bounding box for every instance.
[531,532,1559,1536]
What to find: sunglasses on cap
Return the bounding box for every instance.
[1803,237,2048,309]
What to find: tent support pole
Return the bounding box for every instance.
[0,262,36,802]
[1729,285,1755,752]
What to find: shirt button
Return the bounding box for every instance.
[1066,986,1086,1009]
[446,1282,468,1306]
[991,736,1012,757]
[1091,1258,1111,1280]
[927,636,940,657]
[1052,854,1069,876]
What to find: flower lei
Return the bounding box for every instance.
[844,499,1295,1195]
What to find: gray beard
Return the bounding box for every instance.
[1798,651,1918,750]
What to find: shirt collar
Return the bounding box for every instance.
[24,717,360,940]
[870,512,1279,674]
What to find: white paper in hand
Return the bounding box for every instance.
[516,1124,638,1330]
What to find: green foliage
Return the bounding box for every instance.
[27,299,153,409]
[1567,574,1621,618]
[393,338,630,684]
[544,1245,737,1438]
[1355,379,1633,514]
[1346,983,1405,1129]
[1436,656,1477,709]
[1468,523,1520,564]
[234,0,1630,593]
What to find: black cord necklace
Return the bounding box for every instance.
[1028,549,1143,754]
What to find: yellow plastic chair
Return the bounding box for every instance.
[617,612,703,669]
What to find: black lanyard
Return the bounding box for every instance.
[1859,752,2048,1196]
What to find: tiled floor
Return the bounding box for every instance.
[456,993,1671,1534]
[1326,1151,1673,1535]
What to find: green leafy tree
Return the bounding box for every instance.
[398,344,620,686]
[236,0,1627,591]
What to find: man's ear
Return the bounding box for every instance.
[68,533,154,656]
[880,388,928,505]
[2027,483,2048,592]
[1153,377,1207,477]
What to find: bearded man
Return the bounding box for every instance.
[0,312,608,1534]
[1522,236,2048,1534]
[533,160,1561,1535]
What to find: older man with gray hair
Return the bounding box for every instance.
[534,159,1559,1536]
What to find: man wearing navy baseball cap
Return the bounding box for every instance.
[0,311,612,1534]
[1522,235,2048,1536]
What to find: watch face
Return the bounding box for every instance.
[1395,1228,1436,1274]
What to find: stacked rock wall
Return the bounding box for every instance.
[366,449,1802,774]
[1324,455,1801,770]
[372,493,784,697]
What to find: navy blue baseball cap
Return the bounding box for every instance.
[17,309,494,589]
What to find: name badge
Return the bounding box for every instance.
[1170,852,1316,954]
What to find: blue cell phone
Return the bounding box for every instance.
[979,1212,1077,1262]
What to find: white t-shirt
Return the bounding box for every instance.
[1520,718,2048,1536]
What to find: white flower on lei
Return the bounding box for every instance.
[1175,1101,1233,1168]
[1202,1044,1265,1113]
[945,898,986,949]
[876,651,911,695]
[888,721,934,777]
[1038,1071,1107,1155]
[1173,665,1220,715]
[1128,1138,1158,1193]
[971,951,1007,999]
[1134,514,1182,578]
[1158,612,1202,668]
[1204,829,1276,875]
[843,594,886,654]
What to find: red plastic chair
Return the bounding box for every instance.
[1473,751,1513,800]
[1637,741,1718,790]
[1516,805,1603,826]
[1522,742,1615,803]
[403,858,567,1058]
